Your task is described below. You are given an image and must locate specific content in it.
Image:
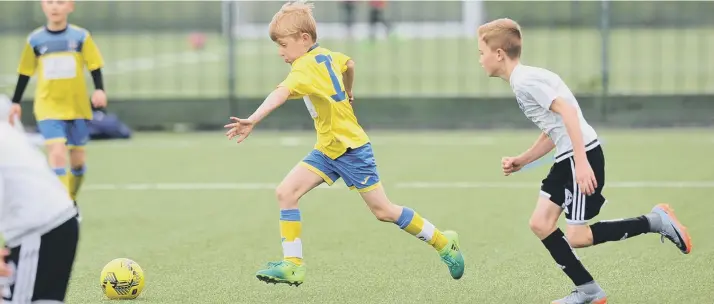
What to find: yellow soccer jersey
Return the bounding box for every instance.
[17,25,104,121]
[279,45,369,159]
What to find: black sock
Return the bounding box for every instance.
[590,216,651,245]
[541,228,594,286]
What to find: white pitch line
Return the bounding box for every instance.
[81,181,714,191]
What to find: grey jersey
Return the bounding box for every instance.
[0,123,76,248]
[509,64,599,162]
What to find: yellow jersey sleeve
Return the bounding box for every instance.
[81,33,104,71]
[17,42,37,76]
[279,67,313,99]
[330,52,352,73]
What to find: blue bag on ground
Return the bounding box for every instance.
[87,110,132,140]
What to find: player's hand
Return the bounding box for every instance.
[8,104,21,127]
[501,156,525,176]
[224,117,255,144]
[91,90,107,108]
[575,160,597,195]
[0,248,11,277]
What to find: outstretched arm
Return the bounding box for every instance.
[517,132,555,165]
[247,87,291,124]
[224,87,291,144]
[226,64,307,144]
[502,132,554,176]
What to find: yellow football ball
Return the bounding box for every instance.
[99,258,145,299]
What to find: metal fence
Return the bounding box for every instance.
[1,1,712,129]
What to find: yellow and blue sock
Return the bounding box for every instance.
[280,209,303,265]
[53,168,70,195]
[69,165,86,201]
[395,207,449,251]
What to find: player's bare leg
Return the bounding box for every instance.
[564,205,692,254]
[359,185,465,279]
[256,164,323,286]
[357,185,401,222]
[564,224,594,248]
[47,141,68,170]
[275,164,323,210]
[530,197,607,304]
[46,141,70,191]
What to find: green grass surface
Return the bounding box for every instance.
[58,129,713,303]
[1,28,713,98]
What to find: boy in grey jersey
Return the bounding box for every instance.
[477,18,693,304]
[510,65,599,163]
[1,95,80,303]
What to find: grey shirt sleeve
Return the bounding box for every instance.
[514,79,559,110]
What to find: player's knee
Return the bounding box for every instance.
[69,149,86,167]
[70,158,86,169]
[528,216,556,239]
[358,186,399,222]
[275,185,299,209]
[565,225,593,248]
[371,207,398,222]
[369,203,400,222]
[47,144,67,167]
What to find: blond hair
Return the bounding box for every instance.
[269,1,318,42]
[478,18,522,59]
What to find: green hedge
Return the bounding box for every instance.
[17,95,714,131]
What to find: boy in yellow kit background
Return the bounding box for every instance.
[9,0,107,221]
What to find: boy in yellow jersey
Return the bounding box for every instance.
[8,0,106,221]
[224,2,465,286]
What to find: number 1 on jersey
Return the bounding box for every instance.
[315,54,347,102]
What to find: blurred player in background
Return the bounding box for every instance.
[8,0,107,220]
[368,0,391,41]
[340,0,356,39]
[1,94,81,304]
[225,2,464,286]
[478,18,692,304]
